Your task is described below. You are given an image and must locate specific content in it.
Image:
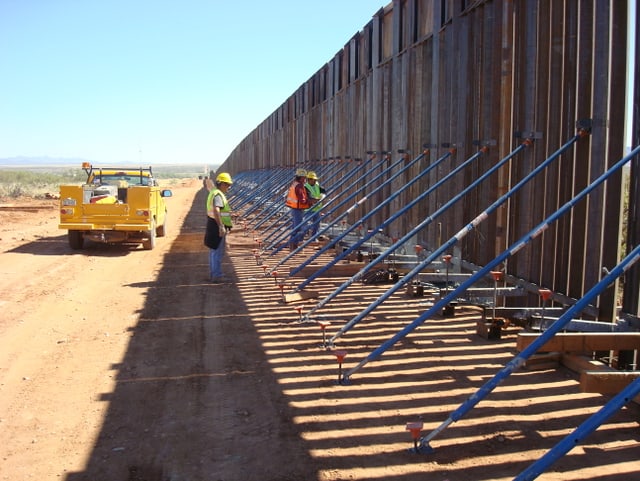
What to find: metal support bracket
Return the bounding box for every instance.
[514,130,543,140]
[472,139,497,147]
[576,118,593,133]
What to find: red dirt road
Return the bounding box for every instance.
[0,180,638,481]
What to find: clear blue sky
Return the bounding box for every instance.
[0,1,385,165]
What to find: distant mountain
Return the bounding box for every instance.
[0,157,217,179]
[0,157,216,170]
[0,156,91,167]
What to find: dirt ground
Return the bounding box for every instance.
[0,179,638,481]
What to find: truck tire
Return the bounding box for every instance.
[142,220,156,250]
[68,231,84,250]
[156,212,167,237]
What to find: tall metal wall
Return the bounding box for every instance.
[219,0,634,321]
[624,1,640,317]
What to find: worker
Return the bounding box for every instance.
[205,172,233,283]
[304,171,326,238]
[285,168,310,250]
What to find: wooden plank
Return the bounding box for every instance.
[0,204,56,211]
[516,332,640,353]
[580,371,640,394]
[291,262,365,278]
[283,290,319,303]
[523,352,561,371]
[560,353,609,375]
[565,356,640,404]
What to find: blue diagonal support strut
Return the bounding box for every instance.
[264,154,381,253]
[301,140,530,320]
[267,150,428,273]
[331,130,586,345]
[513,375,640,481]
[262,158,369,248]
[343,148,640,450]
[341,125,604,381]
[288,148,455,280]
[419,242,640,455]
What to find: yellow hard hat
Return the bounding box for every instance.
[306,171,318,180]
[216,172,233,184]
[295,168,307,177]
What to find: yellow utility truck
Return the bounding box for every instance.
[59,163,172,250]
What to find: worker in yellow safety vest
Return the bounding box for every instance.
[304,171,326,237]
[205,172,233,283]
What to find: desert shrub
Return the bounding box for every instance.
[0,165,204,199]
[0,170,77,199]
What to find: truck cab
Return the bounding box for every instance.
[59,163,172,250]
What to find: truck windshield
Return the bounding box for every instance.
[92,174,150,186]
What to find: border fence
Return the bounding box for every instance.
[218,1,639,323]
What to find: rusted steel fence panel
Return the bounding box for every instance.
[218,0,633,321]
[624,3,640,317]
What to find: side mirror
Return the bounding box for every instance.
[161,190,173,198]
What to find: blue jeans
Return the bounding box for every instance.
[289,208,305,246]
[307,210,320,237]
[209,235,226,278]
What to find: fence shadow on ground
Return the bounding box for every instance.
[64,188,640,480]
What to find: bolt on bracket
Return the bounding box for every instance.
[514,130,544,140]
[472,139,497,147]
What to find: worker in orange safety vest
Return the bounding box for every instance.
[285,168,310,250]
